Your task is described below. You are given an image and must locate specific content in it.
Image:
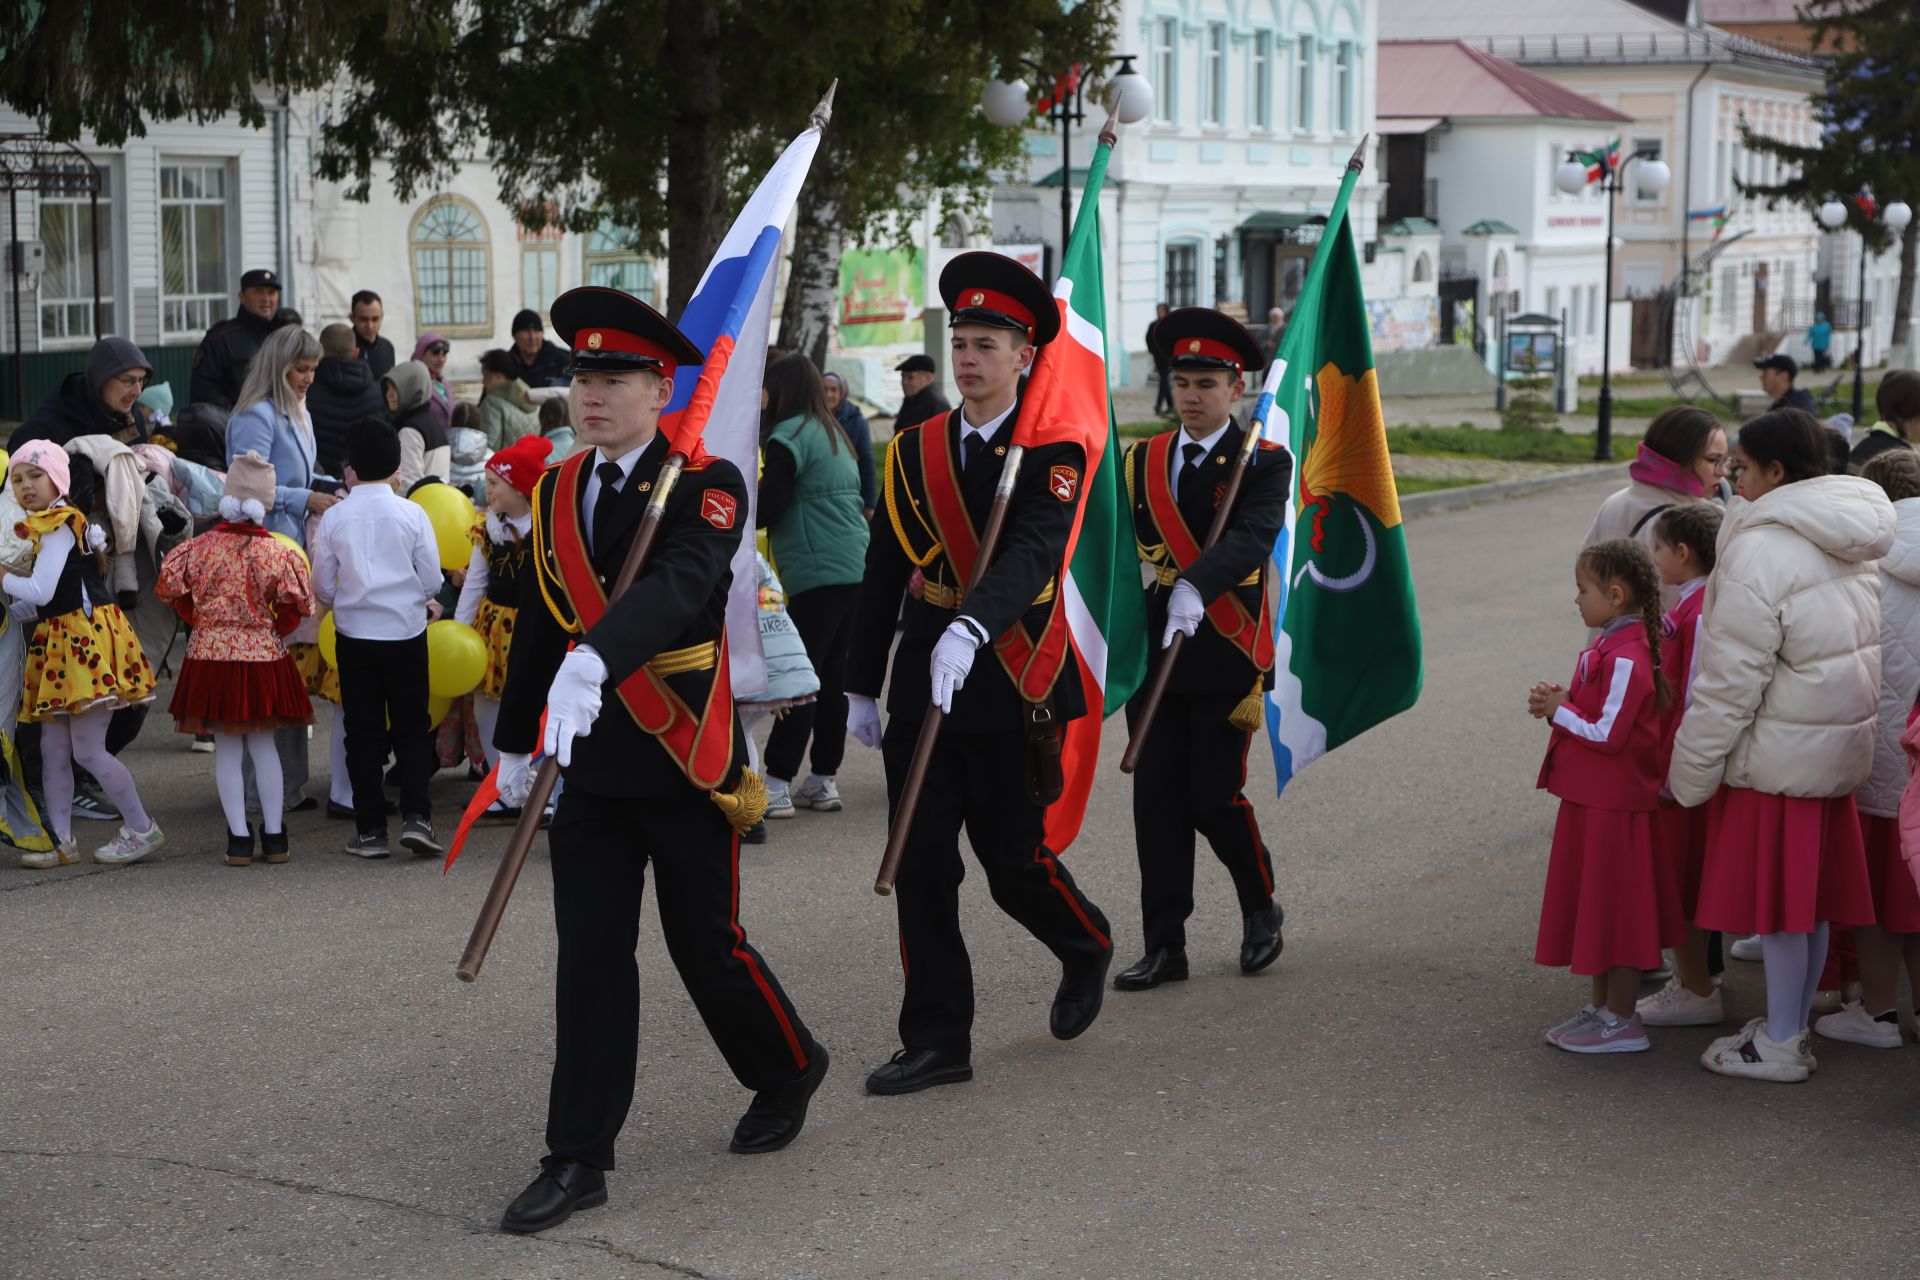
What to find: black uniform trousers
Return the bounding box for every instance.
[882,717,1112,1057]
[546,786,816,1170]
[1124,691,1275,955]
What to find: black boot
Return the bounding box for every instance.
[1240,899,1284,974]
[500,1157,607,1234]
[225,828,256,868]
[1049,948,1113,1040]
[260,829,290,865]
[1114,948,1189,991]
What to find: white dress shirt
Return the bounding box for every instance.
[1172,421,1230,499]
[958,401,1016,460]
[579,442,648,550]
[311,481,442,640]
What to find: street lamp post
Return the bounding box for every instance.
[982,57,1153,276]
[1557,147,1671,461]
[1817,195,1911,420]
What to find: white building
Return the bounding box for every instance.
[1380,0,1836,373]
[1376,39,1636,374]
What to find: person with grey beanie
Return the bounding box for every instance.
[10,336,153,450]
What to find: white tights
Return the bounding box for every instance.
[473,695,501,769]
[215,731,283,838]
[1762,923,1832,1042]
[42,708,151,843]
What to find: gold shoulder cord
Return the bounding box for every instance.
[883,433,943,570]
[528,472,582,635]
[1125,440,1166,566]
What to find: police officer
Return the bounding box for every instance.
[1114,309,1289,991]
[189,268,281,411]
[491,286,826,1234]
[847,251,1113,1096]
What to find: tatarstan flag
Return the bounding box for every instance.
[1013,129,1148,851]
[1260,148,1423,795]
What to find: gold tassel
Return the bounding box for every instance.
[1228,676,1265,733]
[710,767,769,832]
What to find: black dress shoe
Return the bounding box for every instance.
[1049,949,1112,1040]
[730,1044,830,1153]
[1240,899,1284,974]
[1113,948,1189,991]
[500,1157,607,1234]
[864,1048,973,1096]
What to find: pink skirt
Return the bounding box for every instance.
[1861,812,1920,935]
[1694,786,1875,935]
[1654,799,1710,921]
[1536,801,1689,975]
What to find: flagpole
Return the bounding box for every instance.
[874,105,1122,897]
[455,83,838,981]
[1119,135,1367,775]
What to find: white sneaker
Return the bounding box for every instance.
[1814,1002,1902,1049]
[763,781,796,820]
[19,838,78,870]
[1637,977,1725,1027]
[1701,1021,1813,1083]
[93,822,165,866]
[1729,934,1764,962]
[791,775,842,812]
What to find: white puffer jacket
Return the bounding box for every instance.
[1669,474,1896,805]
[1858,497,1920,817]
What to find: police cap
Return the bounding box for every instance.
[549,286,704,378]
[939,251,1059,346]
[1155,307,1266,376]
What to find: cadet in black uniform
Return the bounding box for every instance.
[189,268,281,411]
[491,287,826,1234]
[1115,309,1290,992]
[847,252,1113,1096]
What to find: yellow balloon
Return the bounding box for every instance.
[427,694,454,726]
[269,530,309,570]
[0,448,11,482]
[410,482,480,572]
[425,619,486,698]
[318,611,337,666]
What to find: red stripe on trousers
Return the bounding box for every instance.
[1232,731,1273,895]
[727,828,809,1071]
[1035,848,1111,950]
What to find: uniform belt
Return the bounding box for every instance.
[647,640,718,677]
[1152,564,1261,588]
[920,578,1057,610]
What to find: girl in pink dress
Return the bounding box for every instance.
[1531,537,1687,1054]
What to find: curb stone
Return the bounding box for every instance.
[1400,463,1630,520]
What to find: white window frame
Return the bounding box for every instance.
[1544,285,1558,320]
[1153,17,1178,125]
[1202,22,1228,127]
[409,194,492,338]
[1333,40,1355,136]
[1164,238,1202,308]
[584,222,656,304]
[1586,285,1599,337]
[520,242,559,320]
[1251,31,1274,131]
[159,158,234,341]
[38,162,114,347]
[1631,137,1664,206]
[1294,35,1315,132]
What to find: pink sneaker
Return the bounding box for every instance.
[1556,1011,1650,1054]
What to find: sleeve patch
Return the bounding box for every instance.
[702,489,738,529]
[1048,465,1079,502]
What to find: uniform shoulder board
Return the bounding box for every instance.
[1256,438,1284,452]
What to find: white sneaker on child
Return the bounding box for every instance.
[1814,1002,1902,1049]
[1729,934,1764,962]
[763,781,797,820]
[93,823,165,866]
[1636,977,1725,1026]
[1701,1020,1813,1083]
[791,776,842,812]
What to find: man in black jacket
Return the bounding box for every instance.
[189,268,280,410]
[1114,308,1289,992]
[306,325,386,476]
[847,252,1113,1097]
[490,286,825,1236]
[893,353,950,428]
[350,290,396,378]
[505,308,573,387]
[11,335,152,449]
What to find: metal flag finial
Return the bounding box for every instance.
[811,81,838,132]
[1346,133,1369,175]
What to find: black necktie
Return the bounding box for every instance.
[591,460,625,555]
[962,431,985,472]
[1178,441,1205,498]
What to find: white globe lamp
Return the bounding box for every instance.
[981,79,1031,128]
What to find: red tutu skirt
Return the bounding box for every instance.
[1535,800,1689,975]
[1694,786,1875,935]
[169,655,315,735]
[1654,798,1710,921]
[1861,812,1920,934]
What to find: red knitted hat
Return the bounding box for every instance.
[486,435,555,496]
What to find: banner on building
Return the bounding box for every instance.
[838,248,924,347]
[1365,296,1438,352]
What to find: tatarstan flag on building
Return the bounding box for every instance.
[1013,129,1148,851]
[1260,147,1423,795]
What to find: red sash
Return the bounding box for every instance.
[545,451,735,791]
[1141,432,1273,670]
[918,414,1072,703]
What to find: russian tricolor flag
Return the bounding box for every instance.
[657,102,828,700]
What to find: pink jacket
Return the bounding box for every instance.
[1898,713,1920,903]
[1538,620,1662,812]
[1656,577,1707,785]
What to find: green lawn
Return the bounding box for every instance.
[1575,377,1881,420]
[1388,422,1634,463]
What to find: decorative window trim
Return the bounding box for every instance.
[409,194,493,339]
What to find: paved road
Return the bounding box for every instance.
[5,477,1917,1280]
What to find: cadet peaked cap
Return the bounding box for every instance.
[895,354,937,374]
[549,286,704,377]
[939,251,1059,346]
[1155,307,1266,375]
[240,268,281,291]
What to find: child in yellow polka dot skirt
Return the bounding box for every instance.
[2,441,160,868]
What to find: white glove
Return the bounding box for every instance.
[848,693,883,750]
[1163,579,1204,649]
[542,646,607,767]
[930,619,983,714]
[497,752,533,808]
